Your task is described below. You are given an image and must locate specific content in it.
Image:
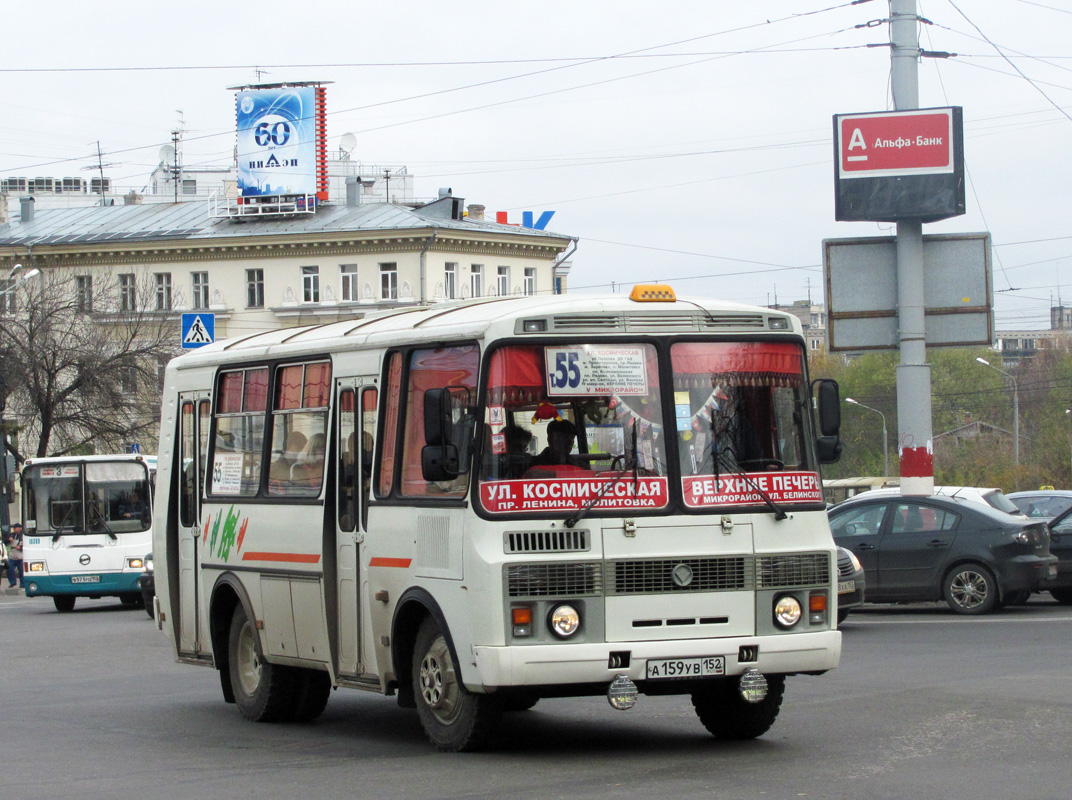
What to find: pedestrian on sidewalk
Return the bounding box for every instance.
[5,523,24,589]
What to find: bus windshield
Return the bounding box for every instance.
[477,341,823,516]
[24,461,153,535]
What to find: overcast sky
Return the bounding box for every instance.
[3,0,1070,330]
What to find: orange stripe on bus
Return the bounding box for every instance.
[369,557,412,568]
[241,552,322,564]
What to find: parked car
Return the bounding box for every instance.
[854,485,1024,516]
[828,492,1056,614]
[1007,490,1072,520]
[139,552,154,618]
[836,546,865,624]
[1032,506,1072,605]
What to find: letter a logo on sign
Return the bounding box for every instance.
[182,313,215,349]
[847,128,867,162]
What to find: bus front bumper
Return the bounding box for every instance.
[25,573,143,597]
[472,630,841,689]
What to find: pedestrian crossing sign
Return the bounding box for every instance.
[181,313,215,349]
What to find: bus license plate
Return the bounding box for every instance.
[646,656,725,680]
[838,580,855,594]
[71,575,101,584]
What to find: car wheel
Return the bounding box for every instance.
[944,564,998,615]
[412,617,501,751]
[119,592,143,607]
[53,596,76,612]
[1049,588,1072,605]
[228,603,296,722]
[691,674,785,740]
[288,668,332,722]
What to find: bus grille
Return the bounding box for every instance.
[606,557,752,594]
[505,529,590,554]
[756,553,831,588]
[506,562,602,597]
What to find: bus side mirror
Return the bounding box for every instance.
[813,379,843,464]
[422,388,460,481]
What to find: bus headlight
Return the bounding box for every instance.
[773,595,802,629]
[549,604,581,638]
[127,558,144,570]
[28,561,45,573]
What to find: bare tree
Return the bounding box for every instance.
[0,269,181,459]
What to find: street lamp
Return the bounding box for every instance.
[846,398,889,477]
[0,263,41,299]
[977,357,1019,477]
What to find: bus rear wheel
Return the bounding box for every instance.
[412,617,501,751]
[54,596,76,612]
[288,669,332,722]
[228,604,296,722]
[691,674,785,740]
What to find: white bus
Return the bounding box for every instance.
[154,285,844,751]
[22,454,156,612]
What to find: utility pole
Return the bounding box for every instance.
[891,0,934,496]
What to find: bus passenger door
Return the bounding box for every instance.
[336,382,377,677]
[177,395,211,656]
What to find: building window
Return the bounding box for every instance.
[471,264,483,298]
[302,266,320,303]
[182,179,197,195]
[497,266,509,297]
[524,267,536,296]
[554,276,564,296]
[380,262,397,301]
[444,262,457,300]
[340,264,357,302]
[76,275,93,312]
[120,359,138,396]
[0,279,15,314]
[192,272,209,309]
[119,273,136,312]
[155,273,172,311]
[246,269,264,309]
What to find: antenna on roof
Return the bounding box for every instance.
[81,141,118,206]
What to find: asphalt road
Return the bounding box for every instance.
[1,592,1070,800]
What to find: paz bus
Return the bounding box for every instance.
[21,454,156,611]
[153,285,844,751]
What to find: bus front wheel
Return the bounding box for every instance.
[691,674,785,740]
[412,617,501,751]
[54,596,76,612]
[228,604,295,722]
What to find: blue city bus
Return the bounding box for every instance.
[21,454,156,612]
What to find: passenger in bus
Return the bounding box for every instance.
[269,431,308,486]
[293,433,327,486]
[501,424,534,478]
[524,418,587,477]
[119,490,150,524]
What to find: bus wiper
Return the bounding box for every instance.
[715,452,788,521]
[89,504,118,540]
[565,453,638,529]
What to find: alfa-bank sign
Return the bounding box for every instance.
[833,106,964,223]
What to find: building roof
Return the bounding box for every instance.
[0,198,572,249]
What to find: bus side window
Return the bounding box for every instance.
[361,387,377,529]
[180,401,196,527]
[338,389,356,531]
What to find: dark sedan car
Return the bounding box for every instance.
[139,552,154,618]
[836,547,865,624]
[1033,507,1072,604]
[829,493,1056,615]
[1007,490,1072,520]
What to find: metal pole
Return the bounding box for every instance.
[891,0,934,496]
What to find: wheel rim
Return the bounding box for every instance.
[234,619,262,696]
[950,569,990,609]
[418,635,461,725]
